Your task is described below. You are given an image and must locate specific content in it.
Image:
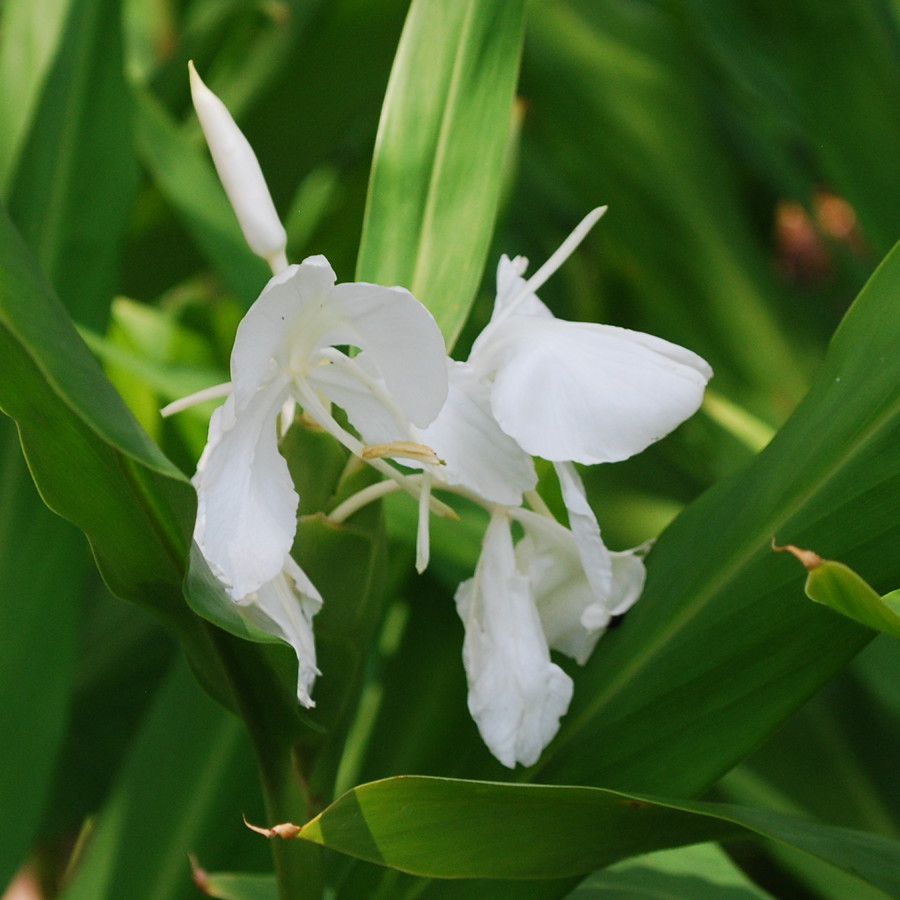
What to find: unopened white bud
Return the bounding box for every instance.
[189,61,288,273]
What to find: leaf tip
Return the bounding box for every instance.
[189,853,210,894]
[242,812,301,840]
[771,537,824,570]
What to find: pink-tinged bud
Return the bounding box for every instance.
[189,61,288,273]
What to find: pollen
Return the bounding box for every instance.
[361,441,442,465]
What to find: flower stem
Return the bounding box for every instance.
[205,624,324,900]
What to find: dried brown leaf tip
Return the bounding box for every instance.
[242,813,301,839]
[771,538,824,570]
[189,854,210,893]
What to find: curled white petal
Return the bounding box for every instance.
[471,242,713,465]
[326,280,448,427]
[189,61,287,270]
[512,509,610,665]
[236,556,322,707]
[553,461,612,601]
[456,512,573,768]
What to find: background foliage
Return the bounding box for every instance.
[1,1,900,898]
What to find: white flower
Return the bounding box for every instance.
[189,62,288,273]
[457,504,646,767]
[192,254,448,601]
[236,555,322,708]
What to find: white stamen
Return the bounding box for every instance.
[497,206,607,325]
[416,473,433,573]
[161,381,232,417]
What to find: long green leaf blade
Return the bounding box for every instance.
[292,775,900,893]
[356,0,526,348]
[527,239,900,796]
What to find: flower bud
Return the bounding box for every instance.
[189,61,288,272]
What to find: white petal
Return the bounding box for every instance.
[327,281,448,427]
[456,512,573,768]
[553,461,612,600]
[606,548,647,617]
[193,377,297,599]
[237,555,322,707]
[229,258,337,408]
[487,317,712,464]
[513,510,610,665]
[189,62,286,268]
[307,352,413,447]
[491,254,554,322]
[420,360,537,505]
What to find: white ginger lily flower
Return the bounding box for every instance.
[512,507,646,665]
[192,255,448,602]
[457,504,645,768]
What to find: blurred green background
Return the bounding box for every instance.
[2,1,900,898]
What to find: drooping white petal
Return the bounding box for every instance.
[193,377,296,599]
[420,360,537,505]
[512,509,611,665]
[326,281,448,427]
[236,555,322,707]
[553,461,612,601]
[456,512,573,768]
[484,316,712,464]
[189,62,287,271]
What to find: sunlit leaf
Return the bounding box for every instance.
[357,0,526,348]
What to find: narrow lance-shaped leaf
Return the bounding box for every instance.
[6,0,138,328]
[0,205,238,706]
[356,0,526,348]
[0,423,84,889]
[524,239,900,797]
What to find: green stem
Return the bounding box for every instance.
[205,623,324,900]
[258,742,324,900]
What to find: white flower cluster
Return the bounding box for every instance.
[170,65,712,767]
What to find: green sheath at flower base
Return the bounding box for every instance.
[775,542,900,637]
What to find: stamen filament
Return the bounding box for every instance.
[416,473,432,573]
[160,381,232,417]
[524,489,555,519]
[292,380,455,518]
[497,206,607,325]
[317,346,410,433]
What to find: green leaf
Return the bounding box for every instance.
[292,775,900,892]
[356,0,526,348]
[568,843,776,899]
[199,871,277,900]
[522,239,900,797]
[6,0,139,328]
[0,0,75,191]
[0,206,239,706]
[776,544,900,638]
[0,423,83,889]
[59,657,268,900]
